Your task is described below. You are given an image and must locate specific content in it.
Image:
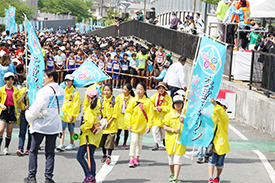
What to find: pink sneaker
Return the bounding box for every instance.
[208,178,214,183]
[122,144,129,150]
[213,177,220,183]
[129,159,135,168]
[134,158,139,166]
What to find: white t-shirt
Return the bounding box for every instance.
[54,55,63,66]
[29,83,65,134]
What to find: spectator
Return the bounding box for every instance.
[216,0,231,42]
[195,13,205,35]
[248,28,262,50]
[148,7,156,24]
[163,56,187,98]
[183,16,196,35]
[170,12,182,30]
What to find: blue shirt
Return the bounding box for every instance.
[156,69,167,81]
[129,59,139,68]
[112,61,121,73]
[106,60,113,72]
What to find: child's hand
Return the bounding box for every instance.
[174,128,180,134]
[69,117,74,123]
[146,127,151,134]
[0,104,7,111]
[209,97,217,106]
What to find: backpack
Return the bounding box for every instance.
[100,96,116,110]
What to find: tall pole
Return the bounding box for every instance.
[144,0,146,15]
[193,0,196,17]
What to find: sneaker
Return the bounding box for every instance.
[24,177,37,183]
[152,144,159,151]
[213,177,220,183]
[83,175,96,183]
[169,174,174,182]
[101,156,107,163]
[56,144,65,151]
[122,144,129,150]
[148,86,152,89]
[114,140,119,147]
[205,157,209,163]
[134,158,139,166]
[129,159,135,168]
[25,150,30,155]
[197,157,204,164]
[105,157,111,165]
[172,178,178,183]
[65,144,75,150]
[208,178,214,183]
[3,147,11,155]
[16,149,24,156]
[45,178,55,183]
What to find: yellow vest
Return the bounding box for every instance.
[116,94,133,130]
[163,110,186,155]
[79,106,103,147]
[150,92,172,127]
[61,86,81,123]
[212,105,230,155]
[17,87,30,126]
[99,95,119,134]
[124,95,154,134]
[0,85,19,120]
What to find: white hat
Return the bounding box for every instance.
[4,72,15,79]
[173,95,183,103]
[0,50,6,57]
[60,46,65,51]
[64,74,74,81]
[2,31,6,35]
[175,89,185,97]
[216,99,229,108]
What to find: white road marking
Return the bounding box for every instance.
[229,124,275,183]
[96,155,119,183]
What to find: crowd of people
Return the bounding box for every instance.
[0,18,230,183]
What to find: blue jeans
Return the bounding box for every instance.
[18,111,32,151]
[77,144,96,178]
[198,146,209,159]
[209,152,226,169]
[62,121,75,132]
[28,133,58,179]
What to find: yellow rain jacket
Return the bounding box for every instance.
[125,95,154,134]
[116,94,133,130]
[150,91,172,127]
[83,83,104,111]
[0,85,19,118]
[163,109,186,155]
[212,105,230,155]
[17,87,30,126]
[79,105,103,147]
[61,86,81,123]
[99,95,119,134]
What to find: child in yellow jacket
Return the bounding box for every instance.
[83,81,104,112]
[208,98,230,183]
[125,82,154,168]
[57,74,81,151]
[99,84,119,165]
[16,81,31,156]
[77,88,102,183]
[0,72,19,155]
[114,83,135,149]
[163,95,187,183]
[150,82,172,151]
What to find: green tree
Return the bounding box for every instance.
[38,0,93,20]
[0,0,34,24]
[201,0,219,5]
[102,8,121,26]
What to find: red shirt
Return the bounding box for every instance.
[15,50,24,65]
[4,87,14,106]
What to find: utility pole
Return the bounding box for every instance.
[193,0,196,17]
[101,0,104,17]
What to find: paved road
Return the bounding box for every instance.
[0,88,274,183]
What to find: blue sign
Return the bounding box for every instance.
[26,19,45,105]
[179,36,227,147]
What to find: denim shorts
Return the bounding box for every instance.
[209,152,226,169]
[112,74,119,79]
[62,121,75,132]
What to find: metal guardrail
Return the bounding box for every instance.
[249,50,275,97]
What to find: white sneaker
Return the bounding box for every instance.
[3,147,11,155]
[56,144,65,151]
[65,144,75,150]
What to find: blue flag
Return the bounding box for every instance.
[9,6,16,34]
[72,61,109,87]
[26,19,45,105]
[40,21,43,32]
[19,24,23,32]
[179,36,227,147]
[5,9,10,31]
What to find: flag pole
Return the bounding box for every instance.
[173,35,202,154]
[24,13,28,80]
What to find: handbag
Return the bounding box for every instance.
[206,125,218,157]
[91,118,107,134]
